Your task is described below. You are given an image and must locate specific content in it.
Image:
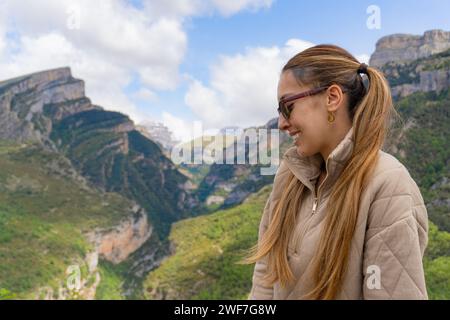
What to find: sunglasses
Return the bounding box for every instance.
[277,86,329,120]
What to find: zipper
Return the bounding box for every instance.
[312,159,330,215]
[311,180,325,215]
[291,162,329,255]
[312,197,318,214]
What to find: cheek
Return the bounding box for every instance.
[292,108,326,153]
[291,106,324,133]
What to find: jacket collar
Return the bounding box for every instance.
[282,127,354,195]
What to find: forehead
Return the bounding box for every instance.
[277,70,307,100]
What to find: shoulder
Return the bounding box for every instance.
[364,150,428,233]
[369,150,421,201]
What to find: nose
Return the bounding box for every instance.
[278,114,290,132]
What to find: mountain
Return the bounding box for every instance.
[136,121,180,153]
[0,68,199,298]
[194,118,291,212]
[369,29,450,68]
[0,68,198,240]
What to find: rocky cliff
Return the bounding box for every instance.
[35,204,152,300]
[0,67,198,241]
[381,48,450,98]
[370,29,450,68]
[87,204,152,264]
[369,29,450,99]
[0,67,96,146]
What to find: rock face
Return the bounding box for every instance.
[87,205,152,264]
[390,69,450,98]
[370,29,450,98]
[370,29,450,68]
[378,47,450,98]
[0,67,95,145]
[34,203,153,300]
[0,67,199,241]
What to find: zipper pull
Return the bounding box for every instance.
[312,197,318,214]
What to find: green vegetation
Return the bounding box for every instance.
[0,141,133,298]
[143,186,271,300]
[424,223,450,299]
[0,288,16,300]
[178,164,211,188]
[95,260,126,300]
[390,89,450,231]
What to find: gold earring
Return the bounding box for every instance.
[327,111,335,123]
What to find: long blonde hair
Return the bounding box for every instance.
[241,44,397,299]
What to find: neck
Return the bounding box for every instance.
[319,124,352,164]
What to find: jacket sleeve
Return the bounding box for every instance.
[362,167,429,300]
[247,194,274,300]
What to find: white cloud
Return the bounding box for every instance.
[0,0,274,125]
[0,2,6,57]
[183,40,376,130]
[2,0,187,91]
[208,0,273,16]
[133,88,158,103]
[185,80,226,127]
[161,112,194,142]
[184,38,315,130]
[356,54,370,64]
[0,31,144,121]
[142,0,274,19]
[0,29,5,59]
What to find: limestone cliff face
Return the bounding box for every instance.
[35,203,152,300]
[0,67,95,144]
[369,29,450,98]
[370,29,450,68]
[87,204,152,264]
[0,67,199,241]
[390,69,450,98]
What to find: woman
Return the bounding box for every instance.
[244,44,428,299]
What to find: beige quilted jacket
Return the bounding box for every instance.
[248,127,429,300]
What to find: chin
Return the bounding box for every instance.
[295,145,307,157]
[295,143,314,158]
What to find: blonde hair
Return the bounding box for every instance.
[241,44,397,299]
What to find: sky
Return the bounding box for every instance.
[0,0,449,141]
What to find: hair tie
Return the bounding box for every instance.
[357,63,368,74]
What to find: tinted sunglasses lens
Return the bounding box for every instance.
[278,101,289,119]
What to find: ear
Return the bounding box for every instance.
[325,84,345,112]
